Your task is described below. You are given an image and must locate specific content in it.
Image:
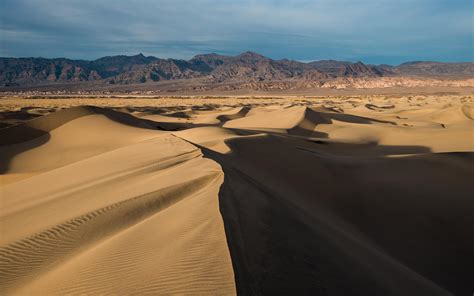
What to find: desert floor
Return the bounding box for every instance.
[0,95,473,295]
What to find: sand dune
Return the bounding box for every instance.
[0,95,473,295]
[0,110,235,295]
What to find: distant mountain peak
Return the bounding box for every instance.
[237,51,268,60]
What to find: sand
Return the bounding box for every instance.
[0,95,473,295]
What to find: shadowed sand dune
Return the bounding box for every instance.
[202,135,473,295]
[0,95,473,295]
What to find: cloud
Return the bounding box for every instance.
[0,0,472,64]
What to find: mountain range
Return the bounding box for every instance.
[1,51,473,88]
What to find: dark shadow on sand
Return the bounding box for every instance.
[199,134,474,295]
[0,126,50,173]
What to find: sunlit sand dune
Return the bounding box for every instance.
[0,95,473,295]
[0,109,235,295]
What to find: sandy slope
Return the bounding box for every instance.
[0,95,473,295]
[0,108,235,295]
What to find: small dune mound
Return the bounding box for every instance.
[316,108,396,125]
[187,107,251,125]
[217,107,251,123]
[461,104,474,120]
[319,105,344,113]
[288,107,330,137]
[423,104,474,125]
[165,111,192,119]
[224,106,328,133]
[365,104,396,111]
[174,126,241,153]
[140,113,191,131]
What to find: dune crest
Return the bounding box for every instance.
[0,110,236,295]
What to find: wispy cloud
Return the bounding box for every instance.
[0,0,472,64]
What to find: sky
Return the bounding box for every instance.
[0,0,472,65]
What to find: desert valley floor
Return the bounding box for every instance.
[0,95,473,295]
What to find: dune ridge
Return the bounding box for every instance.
[0,95,473,295]
[0,111,236,294]
[0,105,157,146]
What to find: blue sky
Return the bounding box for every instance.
[0,0,472,64]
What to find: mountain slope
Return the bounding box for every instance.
[389,61,474,77]
[0,52,472,87]
[308,60,391,77]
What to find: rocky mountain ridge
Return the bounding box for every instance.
[1,51,473,87]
